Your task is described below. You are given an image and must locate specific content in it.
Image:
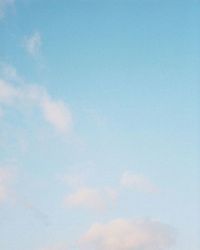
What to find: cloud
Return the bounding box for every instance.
[41,97,72,134]
[120,172,158,193]
[0,79,20,103]
[0,0,14,19]
[62,170,159,214]
[79,218,175,250]
[24,31,41,57]
[0,167,14,203]
[0,65,73,134]
[1,63,22,83]
[60,173,85,188]
[64,187,117,212]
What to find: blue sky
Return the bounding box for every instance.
[0,0,199,250]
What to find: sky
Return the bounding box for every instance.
[0,0,200,249]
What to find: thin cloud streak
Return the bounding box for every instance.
[120,171,159,193]
[0,65,73,134]
[0,0,14,19]
[23,31,42,57]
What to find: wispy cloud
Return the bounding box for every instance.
[62,169,159,214]
[0,79,20,103]
[23,31,42,57]
[60,173,85,188]
[64,186,117,212]
[120,171,159,193]
[41,97,72,134]
[0,64,73,134]
[0,0,14,19]
[79,218,175,250]
[1,63,22,83]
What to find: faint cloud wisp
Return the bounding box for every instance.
[0,64,73,134]
[79,218,176,250]
[23,31,42,57]
[0,0,14,19]
[120,171,159,193]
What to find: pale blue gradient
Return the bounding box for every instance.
[0,0,199,249]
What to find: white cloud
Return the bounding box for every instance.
[24,31,41,57]
[0,0,14,19]
[0,65,73,134]
[64,187,117,212]
[41,97,72,134]
[121,172,158,193]
[0,167,14,203]
[79,218,175,250]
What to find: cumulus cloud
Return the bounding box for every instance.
[0,167,14,203]
[24,31,41,57]
[0,0,14,19]
[79,218,175,250]
[64,187,117,212]
[0,65,72,134]
[120,171,158,193]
